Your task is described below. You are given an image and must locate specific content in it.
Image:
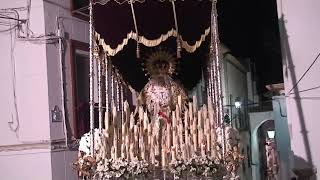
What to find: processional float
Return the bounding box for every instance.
[73,0,243,179]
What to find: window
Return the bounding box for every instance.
[70,40,90,138]
[70,40,135,138]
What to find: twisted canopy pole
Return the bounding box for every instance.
[89,0,95,156]
[211,0,223,127]
[209,0,226,159]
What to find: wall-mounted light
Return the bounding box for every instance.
[267,130,275,139]
[235,97,242,109]
[51,105,62,122]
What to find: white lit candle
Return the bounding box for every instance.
[143,111,148,131]
[179,122,184,150]
[206,118,211,152]
[201,143,206,157]
[139,106,144,121]
[125,135,129,159]
[148,123,152,145]
[172,112,176,128]
[181,144,187,161]
[150,137,155,164]
[105,112,109,131]
[198,111,202,149]
[130,113,134,131]
[192,116,197,151]
[121,144,125,159]
[176,104,180,120]
[112,106,117,126]
[141,140,145,160]
[134,125,138,144]
[111,146,115,160]
[198,129,203,150]
[198,110,202,129]
[171,146,176,162]
[190,141,195,157]
[166,123,171,149]
[113,129,118,160]
[184,109,189,146]
[161,148,167,167]
[188,102,193,120]
[122,123,126,140]
[104,116,110,141]
[193,95,197,113]
[173,129,177,149]
[178,95,182,111]
[211,129,216,158]
[129,143,134,160]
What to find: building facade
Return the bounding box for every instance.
[221,47,253,180]
[276,0,320,179]
[0,0,89,179]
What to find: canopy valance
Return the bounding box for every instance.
[92,0,212,56]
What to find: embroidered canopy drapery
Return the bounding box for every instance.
[92,0,212,56]
[91,0,213,91]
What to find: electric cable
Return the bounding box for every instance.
[287,50,320,94]
[8,21,20,133]
[288,85,320,95]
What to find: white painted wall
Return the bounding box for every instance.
[222,54,247,108]
[276,0,320,178]
[0,0,52,179]
[0,0,49,146]
[0,149,52,180]
[0,0,88,179]
[222,54,248,130]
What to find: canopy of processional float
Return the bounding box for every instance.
[93,0,212,90]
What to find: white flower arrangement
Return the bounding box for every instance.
[168,155,225,179]
[218,125,244,180]
[77,129,150,179]
[78,128,103,156]
[92,158,150,179]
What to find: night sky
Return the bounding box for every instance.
[217,0,283,93]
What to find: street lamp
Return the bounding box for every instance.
[233,97,242,129]
[267,130,275,139]
[266,129,278,179]
[234,97,241,109]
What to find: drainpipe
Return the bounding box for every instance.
[56,17,68,148]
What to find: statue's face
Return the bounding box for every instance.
[153,60,169,76]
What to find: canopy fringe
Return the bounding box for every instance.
[129,0,140,58]
[95,27,210,57]
[171,0,181,58]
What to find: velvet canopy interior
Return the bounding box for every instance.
[92,0,214,91]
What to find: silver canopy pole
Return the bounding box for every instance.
[89,0,95,156]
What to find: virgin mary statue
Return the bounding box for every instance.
[138,49,188,117]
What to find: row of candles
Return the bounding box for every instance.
[101,95,221,167]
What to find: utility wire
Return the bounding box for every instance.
[287,50,320,94]
[289,85,320,95]
[0,24,19,32]
[0,15,26,22]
